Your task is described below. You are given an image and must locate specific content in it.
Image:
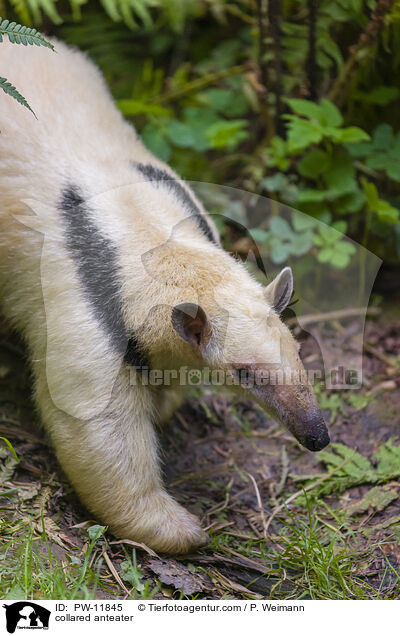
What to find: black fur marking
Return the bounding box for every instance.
[133,163,218,244]
[59,185,150,370]
[125,335,149,368]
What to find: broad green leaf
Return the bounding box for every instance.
[251,228,270,243]
[287,98,322,120]
[332,220,347,234]
[376,201,400,223]
[356,86,400,105]
[205,119,248,149]
[199,88,247,117]
[362,179,379,209]
[317,247,334,263]
[330,251,351,268]
[338,127,370,143]
[298,148,330,178]
[386,163,400,182]
[166,120,208,151]
[269,216,292,238]
[290,231,313,255]
[336,241,356,255]
[373,123,394,149]
[298,189,327,203]
[261,173,291,192]
[87,524,106,541]
[142,124,171,161]
[291,212,318,232]
[319,98,343,127]
[270,240,290,264]
[286,118,323,152]
[323,151,356,195]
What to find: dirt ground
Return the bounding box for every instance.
[0,297,399,600]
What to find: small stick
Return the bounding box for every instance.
[102,549,130,596]
[287,306,380,328]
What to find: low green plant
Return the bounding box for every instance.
[293,439,400,501]
[0,524,106,599]
[257,98,400,263]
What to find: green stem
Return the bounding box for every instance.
[153,65,248,105]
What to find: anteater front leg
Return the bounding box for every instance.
[34,362,206,554]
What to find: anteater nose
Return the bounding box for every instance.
[304,427,330,452]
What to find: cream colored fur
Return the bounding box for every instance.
[0,39,305,552]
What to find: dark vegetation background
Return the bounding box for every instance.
[0,0,400,600]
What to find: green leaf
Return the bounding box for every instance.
[295,440,400,503]
[355,86,400,105]
[287,98,322,120]
[269,216,292,238]
[0,17,55,49]
[323,151,356,196]
[286,118,324,152]
[87,524,106,541]
[0,437,19,462]
[346,485,398,516]
[199,88,247,117]
[375,200,400,223]
[141,123,171,161]
[319,98,343,127]
[376,438,400,476]
[373,123,394,149]
[251,228,270,243]
[336,241,356,255]
[166,119,208,151]
[290,231,313,255]
[338,127,370,143]
[317,247,334,263]
[298,148,330,178]
[362,179,379,209]
[270,240,290,264]
[0,76,36,117]
[205,119,248,149]
[298,189,327,203]
[117,100,171,117]
[291,212,318,232]
[330,250,351,268]
[386,163,400,182]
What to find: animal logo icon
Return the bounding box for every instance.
[3,602,50,633]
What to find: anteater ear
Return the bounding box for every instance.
[171,303,209,347]
[264,266,293,314]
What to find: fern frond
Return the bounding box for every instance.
[0,16,54,49]
[0,76,36,117]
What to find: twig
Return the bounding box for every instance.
[363,343,399,369]
[247,472,268,539]
[287,306,381,327]
[274,446,289,498]
[109,539,159,558]
[153,65,248,105]
[102,549,130,596]
[328,0,395,107]
[306,0,318,100]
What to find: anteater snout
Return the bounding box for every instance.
[303,426,330,452]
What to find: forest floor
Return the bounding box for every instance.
[0,303,399,600]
